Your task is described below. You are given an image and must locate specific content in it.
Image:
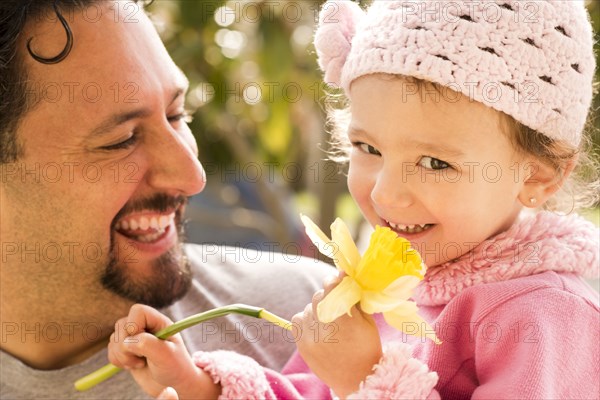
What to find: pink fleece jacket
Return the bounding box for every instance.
[194,211,600,399]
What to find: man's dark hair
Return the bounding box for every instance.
[0,0,149,164]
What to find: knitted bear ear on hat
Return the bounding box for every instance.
[314,1,365,88]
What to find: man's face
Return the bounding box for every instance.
[0,1,206,309]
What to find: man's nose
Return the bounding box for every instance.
[145,125,206,197]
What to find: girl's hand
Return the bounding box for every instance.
[157,387,180,400]
[292,273,383,399]
[107,304,221,400]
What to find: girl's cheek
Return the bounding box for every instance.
[347,170,365,203]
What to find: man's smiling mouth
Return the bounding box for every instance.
[115,211,176,243]
[113,194,187,245]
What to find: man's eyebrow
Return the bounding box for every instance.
[89,87,187,137]
[90,108,151,137]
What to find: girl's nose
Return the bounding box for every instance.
[370,166,414,209]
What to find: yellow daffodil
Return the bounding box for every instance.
[300,215,440,344]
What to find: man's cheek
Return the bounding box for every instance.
[183,129,200,158]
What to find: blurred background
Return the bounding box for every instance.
[146,0,599,281]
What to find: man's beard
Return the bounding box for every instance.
[100,196,193,309]
[101,243,192,309]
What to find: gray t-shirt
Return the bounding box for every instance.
[1,244,330,399]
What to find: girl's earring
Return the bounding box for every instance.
[529,197,537,205]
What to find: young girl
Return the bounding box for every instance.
[109,0,600,398]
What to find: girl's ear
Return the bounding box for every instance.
[518,154,578,208]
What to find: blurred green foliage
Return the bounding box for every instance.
[150,0,600,233]
[152,1,325,166]
[151,0,349,232]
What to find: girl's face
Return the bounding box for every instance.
[347,74,532,267]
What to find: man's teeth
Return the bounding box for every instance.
[137,231,165,243]
[387,221,431,234]
[114,213,175,241]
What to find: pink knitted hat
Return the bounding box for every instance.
[314,0,596,146]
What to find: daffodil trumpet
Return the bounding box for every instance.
[74,304,292,392]
[300,215,441,344]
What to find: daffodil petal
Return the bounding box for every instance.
[382,275,422,299]
[316,276,361,323]
[330,218,361,271]
[300,214,336,259]
[360,290,407,314]
[355,227,423,290]
[332,249,354,276]
[383,303,441,344]
[384,300,419,318]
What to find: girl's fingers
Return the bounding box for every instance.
[108,332,146,369]
[121,332,183,368]
[311,290,325,317]
[111,306,170,365]
[312,289,325,305]
[323,271,346,292]
[322,272,345,294]
[157,387,179,400]
[114,316,131,337]
[290,310,304,328]
[127,304,175,335]
[291,302,315,330]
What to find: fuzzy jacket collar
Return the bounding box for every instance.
[414,211,599,306]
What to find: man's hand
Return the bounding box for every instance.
[292,273,383,399]
[108,304,221,400]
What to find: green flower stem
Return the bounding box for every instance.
[74,304,291,392]
[258,309,293,330]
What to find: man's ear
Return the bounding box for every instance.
[518,154,578,208]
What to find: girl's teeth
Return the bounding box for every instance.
[388,221,431,234]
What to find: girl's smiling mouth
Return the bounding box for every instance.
[385,220,435,235]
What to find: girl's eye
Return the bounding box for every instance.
[101,134,137,151]
[419,156,450,170]
[355,142,381,156]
